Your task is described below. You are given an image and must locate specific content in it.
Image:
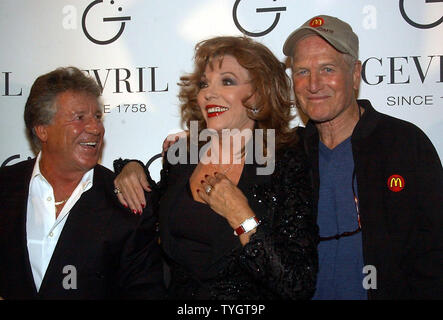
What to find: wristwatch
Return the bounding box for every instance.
[234,216,260,236]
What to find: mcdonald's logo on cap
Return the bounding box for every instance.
[309,17,324,27]
[387,174,405,192]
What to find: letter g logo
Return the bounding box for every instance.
[399,0,443,29]
[232,0,286,37]
[82,0,131,45]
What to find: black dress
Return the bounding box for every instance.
[115,137,319,300]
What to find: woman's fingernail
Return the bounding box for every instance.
[204,174,209,178]
[196,189,200,193]
[132,209,137,214]
[141,203,145,208]
[200,180,204,184]
[123,204,128,208]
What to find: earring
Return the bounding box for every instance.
[251,107,259,114]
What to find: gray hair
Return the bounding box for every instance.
[24,66,102,152]
[342,53,358,72]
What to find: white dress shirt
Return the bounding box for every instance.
[26,152,94,292]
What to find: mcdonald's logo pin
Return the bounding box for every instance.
[387,174,405,192]
[309,17,324,27]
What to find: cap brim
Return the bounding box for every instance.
[283,27,348,57]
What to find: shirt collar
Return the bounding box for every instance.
[31,151,94,191]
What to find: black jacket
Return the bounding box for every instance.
[300,99,443,299]
[0,159,165,299]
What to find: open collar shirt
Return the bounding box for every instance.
[26,152,94,291]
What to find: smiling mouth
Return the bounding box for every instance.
[206,105,229,118]
[79,142,99,149]
[308,95,330,101]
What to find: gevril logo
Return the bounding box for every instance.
[232,0,286,37]
[361,55,443,85]
[399,0,443,29]
[1,66,169,98]
[361,55,442,106]
[82,0,131,45]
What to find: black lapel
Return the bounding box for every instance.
[37,166,111,297]
[18,160,39,296]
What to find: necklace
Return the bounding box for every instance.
[54,198,68,206]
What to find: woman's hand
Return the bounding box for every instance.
[198,172,257,245]
[114,161,151,214]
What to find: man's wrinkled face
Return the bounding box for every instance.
[291,35,361,124]
[37,90,104,174]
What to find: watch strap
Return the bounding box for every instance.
[234,216,260,236]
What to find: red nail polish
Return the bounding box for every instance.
[132,209,137,214]
[204,174,209,178]
[141,203,145,208]
[200,180,204,184]
[123,204,128,208]
[214,172,219,175]
[196,189,200,193]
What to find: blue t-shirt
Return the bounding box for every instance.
[313,137,367,300]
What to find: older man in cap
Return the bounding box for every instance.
[283,15,442,299]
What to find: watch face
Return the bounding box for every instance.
[242,217,258,232]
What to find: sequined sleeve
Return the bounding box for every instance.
[212,145,319,299]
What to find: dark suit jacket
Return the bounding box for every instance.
[0,159,165,299]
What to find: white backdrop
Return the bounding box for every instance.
[1,0,442,180]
